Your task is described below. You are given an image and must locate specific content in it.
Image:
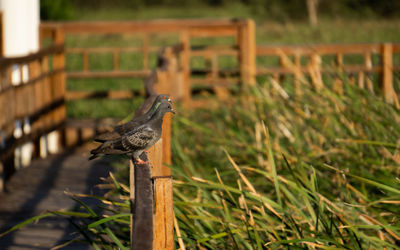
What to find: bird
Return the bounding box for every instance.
[89,102,175,164]
[94,94,171,142]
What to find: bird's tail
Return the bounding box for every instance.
[89,141,127,160]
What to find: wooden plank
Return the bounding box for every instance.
[148,140,164,176]
[161,114,172,167]
[0,45,64,69]
[113,49,119,71]
[66,47,159,53]
[190,78,239,86]
[256,43,382,56]
[0,11,3,56]
[238,19,256,85]
[66,90,140,100]
[143,34,149,71]
[83,50,89,72]
[179,31,191,106]
[256,65,382,75]
[131,155,153,250]
[67,70,150,79]
[382,43,394,104]
[153,178,173,250]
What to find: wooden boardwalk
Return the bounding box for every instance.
[0,143,114,250]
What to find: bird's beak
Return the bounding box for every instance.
[168,98,171,102]
[171,108,176,114]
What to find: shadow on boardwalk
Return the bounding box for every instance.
[0,143,115,249]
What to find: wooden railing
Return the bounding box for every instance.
[0,44,65,190]
[128,45,179,250]
[256,43,400,104]
[40,19,255,107]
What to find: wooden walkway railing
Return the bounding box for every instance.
[0,44,65,191]
[40,19,255,107]
[256,43,400,104]
[128,45,180,250]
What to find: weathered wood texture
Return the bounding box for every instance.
[0,44,66,191]
[0,144,113,249]
[127,44,176,249]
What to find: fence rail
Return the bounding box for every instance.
[256,42,400,104]
[40,19,255,107]
[0,44,65,190]
[128,44,178,250]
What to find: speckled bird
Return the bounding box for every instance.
[89,102,175,164]
[94,94,171,142]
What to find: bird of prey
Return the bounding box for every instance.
[89,102,175,164]
[94,94,171,142]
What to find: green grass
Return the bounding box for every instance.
[170,79,400,248]
[6,77,399,249]
[6,7,396,248]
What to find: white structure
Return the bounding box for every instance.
[0,0,58,169]
[0,0,40,57]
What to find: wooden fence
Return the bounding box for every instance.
[40,19,255,107]
[128,44,180,250]
[256,43,400,104]
[0,44,65,191]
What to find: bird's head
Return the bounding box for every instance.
[157,102,176,115]
[158,94,172,103]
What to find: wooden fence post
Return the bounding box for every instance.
[131,154,154,250]
[53,28,66,150]
[179,31,191,107]
[382,43,394,104]
[238,19,256,86]
[149,138,174,250]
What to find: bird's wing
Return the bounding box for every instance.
[121,126,155,151]
[94,131,121,142]
[114,115,148,134]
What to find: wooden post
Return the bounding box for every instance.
[149,139,174,250]
[382,43,394,104]
[113,49,119,71]
[179,31,191,106]
[0,11,3,56]
[131,154,154,250]
[52,28,66,151]
[83,50,89,72]
[238,19,256,86]
[143,34,149,71]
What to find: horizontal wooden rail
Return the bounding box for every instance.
[0,44,66,190]
[66,90,141,100]
[0,44,64,68]
[256,43,383,55]
[67,70,150,79]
